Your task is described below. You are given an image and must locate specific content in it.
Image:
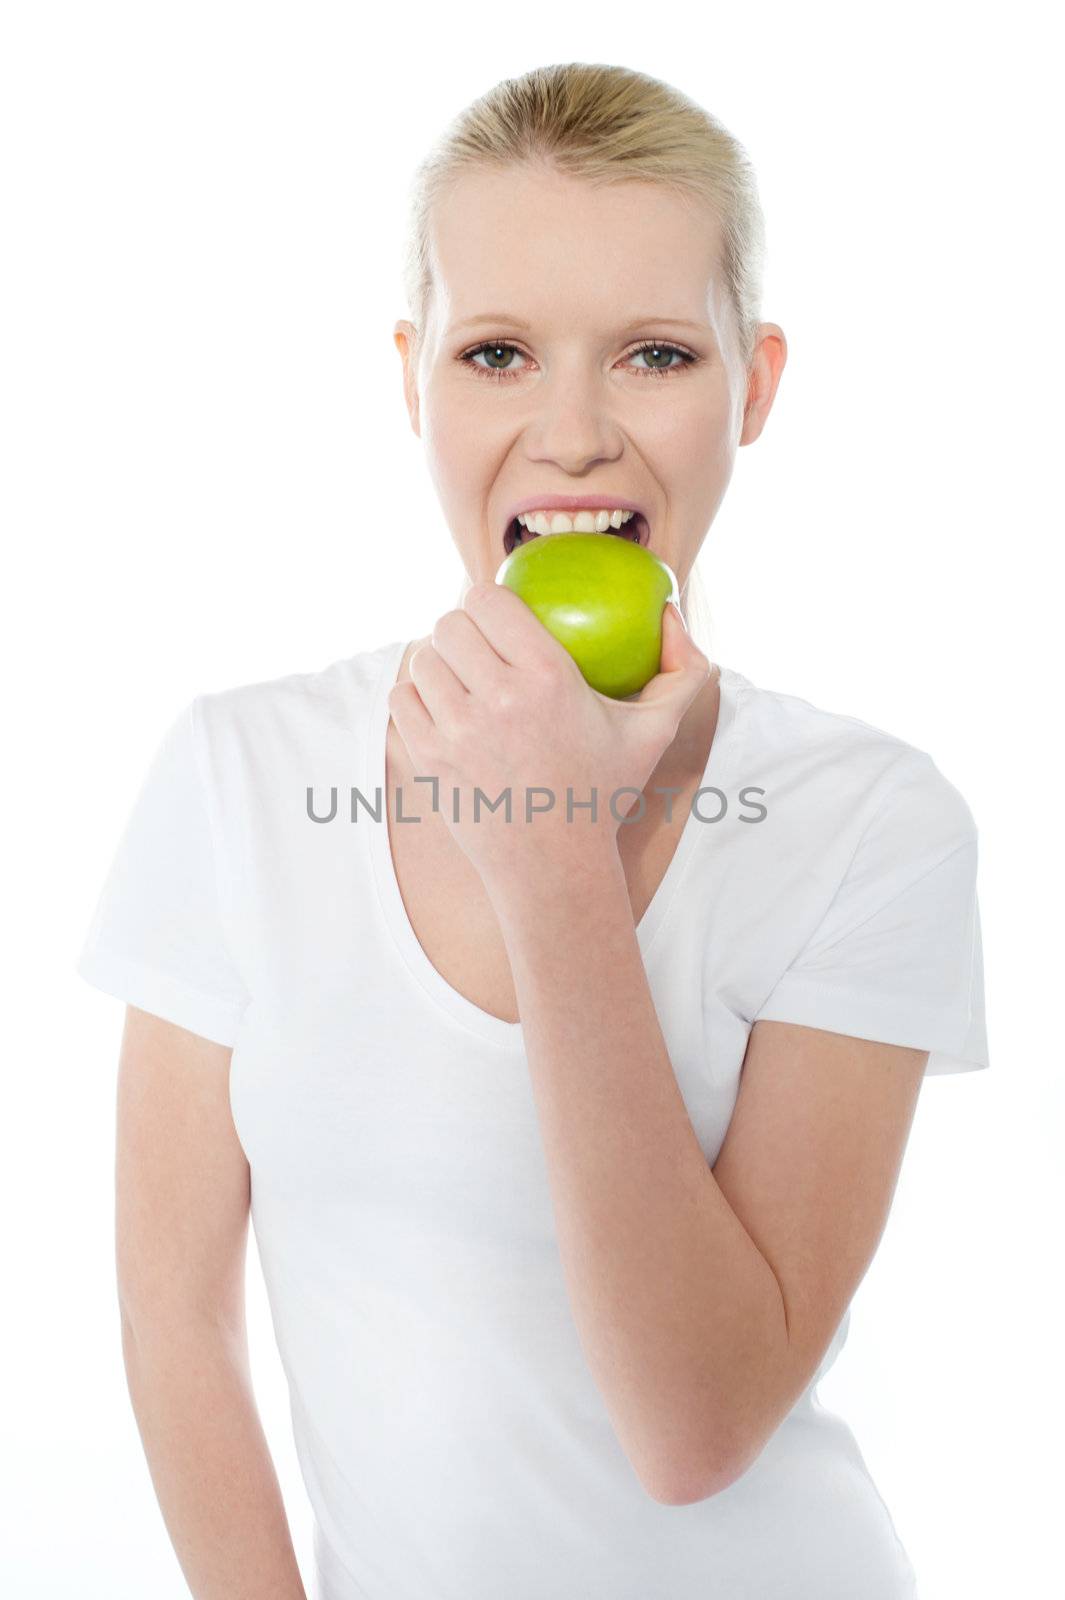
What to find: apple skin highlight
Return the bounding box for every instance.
[495,531,679,699]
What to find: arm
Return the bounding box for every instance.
[489,847,783,1502]
[117,1006,307,1600]
[489,851,926,1506]
[389,584,928,1503]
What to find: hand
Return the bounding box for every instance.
[386,583,712,896]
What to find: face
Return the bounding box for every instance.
[394,161,786,601]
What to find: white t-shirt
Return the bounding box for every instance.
[77,638,989,1600]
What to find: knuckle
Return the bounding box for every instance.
[433,609,466,644]
[540,658,574,700]
[492,683,521,719]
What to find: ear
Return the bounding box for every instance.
[739,322,787,447]
[393,321,421,437]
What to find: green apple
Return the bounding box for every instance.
[495,531,679,699]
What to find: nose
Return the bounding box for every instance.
[523,362,624,475]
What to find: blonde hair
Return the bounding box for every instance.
[404,62,767,658]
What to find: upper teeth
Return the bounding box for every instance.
[517,508,637,535]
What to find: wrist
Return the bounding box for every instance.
[482,831,626,919]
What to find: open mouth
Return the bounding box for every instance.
[503,512,650,557]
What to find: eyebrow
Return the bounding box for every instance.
[450,313,710,335]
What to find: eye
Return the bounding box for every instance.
[628,340,698,376]
[457,338,700,382]
[460,341,528,379]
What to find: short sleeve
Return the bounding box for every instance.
[753,752,989,1075]
[76,697,251,1047]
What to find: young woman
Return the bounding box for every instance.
[79,64,988,1600]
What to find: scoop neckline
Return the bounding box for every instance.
[365,637,744,1050]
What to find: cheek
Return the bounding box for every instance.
[666,383,736,473]
[424,388,514,496]
[420,372,503,457]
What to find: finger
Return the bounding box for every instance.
[387,680,435,762]
[431,607,509,696]
[407,643,468,733]
[658,602,698,674]
[634,603,713,713]
[463,581,577,674]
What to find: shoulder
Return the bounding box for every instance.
[189,639,402,757]
[724,665,978,847]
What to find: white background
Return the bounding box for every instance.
[3,3,1061,1596]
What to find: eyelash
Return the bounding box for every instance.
[457,337,700,382]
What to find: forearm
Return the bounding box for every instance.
[120,1313,307,1599]
[487,846,788,1502]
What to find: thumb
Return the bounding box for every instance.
[635,602,712,711]
[659,601,696,672]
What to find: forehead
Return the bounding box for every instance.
[426,163,727,335]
